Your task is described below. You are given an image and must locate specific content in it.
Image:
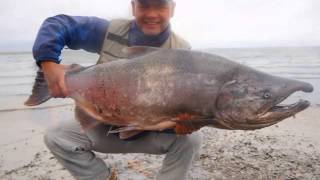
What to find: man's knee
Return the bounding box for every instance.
[44,120,91,152]
[43,125,80,152]
[43,126,63,151]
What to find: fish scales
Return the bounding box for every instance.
[25,47,314,138]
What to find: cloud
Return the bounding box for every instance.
[0,0,319,51]
[173,0,320,48]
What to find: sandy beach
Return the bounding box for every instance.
[0,48,319,179]
[0,100,319,179]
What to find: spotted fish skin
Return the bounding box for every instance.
[25,47,313,137]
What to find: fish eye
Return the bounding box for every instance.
[263,91,271,99]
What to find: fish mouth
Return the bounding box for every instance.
[228,99,311,131]
[256,81,313,123]
[243,82,313,129]
[257,99,310,121]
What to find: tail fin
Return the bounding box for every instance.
[24,70,51,106]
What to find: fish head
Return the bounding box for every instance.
[214,68,314,130]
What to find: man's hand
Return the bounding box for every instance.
[41,61,68,98]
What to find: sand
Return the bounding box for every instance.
[0,102,319,180]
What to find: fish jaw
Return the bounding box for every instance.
[216,99,310,130]
[256,99,310,123]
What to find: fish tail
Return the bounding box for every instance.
[24,70,51,106]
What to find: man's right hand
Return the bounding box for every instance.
[41,61,69,98]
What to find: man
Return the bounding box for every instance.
[33,0,202,179]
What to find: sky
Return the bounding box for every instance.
[0,0,319,52]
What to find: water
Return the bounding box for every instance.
[204,47,320,105]
[0,47,319,111]
[0,50,99,111]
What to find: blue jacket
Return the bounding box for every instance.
[32,14,170,65]
[32,14,174,138]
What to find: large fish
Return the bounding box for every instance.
[25,47,314,139]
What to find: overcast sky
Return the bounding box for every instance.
[0,0,319,51]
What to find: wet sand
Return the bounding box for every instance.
[0,102,319,180]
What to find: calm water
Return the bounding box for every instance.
[0,47,319,111]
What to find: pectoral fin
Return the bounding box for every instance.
[119,131,144,140]
[106,126,144,140]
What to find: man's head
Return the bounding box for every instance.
[131,0,175,36]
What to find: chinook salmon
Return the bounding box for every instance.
[25,47,314,139]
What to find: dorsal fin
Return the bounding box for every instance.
[65,63,91,75]
[122,46,161,58]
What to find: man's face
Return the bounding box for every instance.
[131,0,175,36]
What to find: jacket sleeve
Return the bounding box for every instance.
[32,14,109,65]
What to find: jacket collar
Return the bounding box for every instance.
[128,21,170,47]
